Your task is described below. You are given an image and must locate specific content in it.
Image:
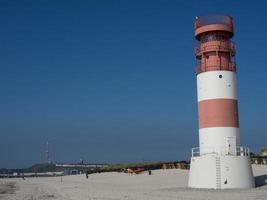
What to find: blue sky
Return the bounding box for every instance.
[1,0,267,168]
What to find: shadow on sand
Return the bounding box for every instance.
[255,174,267,187]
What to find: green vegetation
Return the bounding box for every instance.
[103,162,162,171]
[260,147,267,156]
[95,160,189,173]
[29,163,57,173]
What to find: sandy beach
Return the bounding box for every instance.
[1,164,267,200]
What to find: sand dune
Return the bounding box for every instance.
[1,164,267,200]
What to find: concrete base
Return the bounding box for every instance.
[188,154,255,189]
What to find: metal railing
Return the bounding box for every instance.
[191,146,250,157]
[195,62,236,75]
[194,41,236,56]
[237,146,250,156]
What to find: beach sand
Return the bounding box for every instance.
[1,164,267,200]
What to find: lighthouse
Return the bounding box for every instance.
[188,15,255,189]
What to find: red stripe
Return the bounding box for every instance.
[198,99,239,128]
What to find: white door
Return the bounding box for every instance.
[226,137,236,155]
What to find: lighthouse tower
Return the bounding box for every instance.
[188,15,255,189]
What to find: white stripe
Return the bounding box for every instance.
[197,71,237,101]
[199,127,240,154]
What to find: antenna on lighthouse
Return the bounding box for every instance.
[46,141,51,164]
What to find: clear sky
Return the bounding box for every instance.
[1,0,267,168]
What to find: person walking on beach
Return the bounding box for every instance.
[86,171,89,179]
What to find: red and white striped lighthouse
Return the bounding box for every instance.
[188,15,255,189]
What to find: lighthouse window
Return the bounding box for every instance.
[219,75,223,78]
[200,34,228,43]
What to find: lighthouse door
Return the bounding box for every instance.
[226,137,237,155]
